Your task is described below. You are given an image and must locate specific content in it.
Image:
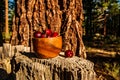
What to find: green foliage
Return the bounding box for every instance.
[104,62,120,80]
[2,31,12,39]
[8,0,15,31]
[2,31,12,43]
[83,0,120,37]
[0,0,15,32]
[109,2,120,15]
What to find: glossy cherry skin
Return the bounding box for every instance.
[34,31,42,38]
[40,33,47,38]
[45,29,52,36]
[65,50,73,57]
[51,32,58,37]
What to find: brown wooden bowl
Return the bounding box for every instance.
[33,36,62,58]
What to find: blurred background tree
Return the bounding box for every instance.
[82,0,120,40]
[0,0,5,45]
[0,0,15,45]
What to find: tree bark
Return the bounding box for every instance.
[11,0,86,58]
[5,0,9,42]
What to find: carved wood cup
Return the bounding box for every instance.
[33,36,62,58]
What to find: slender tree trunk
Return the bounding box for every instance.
[5,0,9,42]
[11,0,86,58]
[103,14,107,36]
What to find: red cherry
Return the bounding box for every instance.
[65,50,73,57]
[45,29,52,36]
[34,31,42,38]
[40,33,47,38]
[51,32,58,37]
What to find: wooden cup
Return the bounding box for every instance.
[33,36,62,58]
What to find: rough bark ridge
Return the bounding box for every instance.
[11,0,86,58]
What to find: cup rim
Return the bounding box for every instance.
[33,36,62,39]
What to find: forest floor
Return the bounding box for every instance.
[83,35,120,80]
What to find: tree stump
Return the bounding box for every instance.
[0,44,97,80]
[11,0,86,58]
[14,53,96,80]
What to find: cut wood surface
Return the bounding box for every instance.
[0,43,97,80]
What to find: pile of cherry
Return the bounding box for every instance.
[33,29,73,58]
[34,29,58,38]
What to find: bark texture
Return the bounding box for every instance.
[0,44,97,80]
[11,0,86,58]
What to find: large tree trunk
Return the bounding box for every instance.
[11,0,86,58]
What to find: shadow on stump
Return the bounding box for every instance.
[0,68,16,80]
